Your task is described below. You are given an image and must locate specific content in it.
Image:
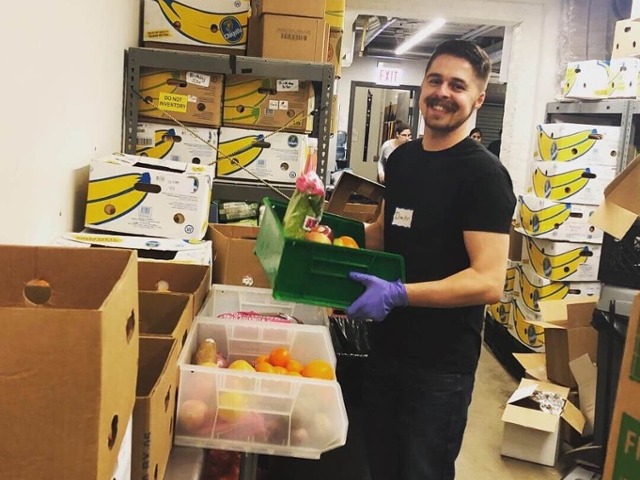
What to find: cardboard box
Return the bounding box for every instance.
[132,337,181,480]
[525,159,617,206]
[136,122,219,166]
[85,154,214,240]
[501,378,585,466]
[252,0,326,19]
[325,171,384,223]
[57,232,213,267]
[590,154,640,239]
[603,293,640,479]
[140,291,194,347]
[513,353,549,382]
[514,194,603,243]
[138,261,211,315]
[222,75,315,133]
[112,415,133,480]
[324,0,345,30]
[521,236,602,282]
[207,223,270,288]
[487,298,513,327]
[532,123,621,166]
[569,354,597,436]
[537,298,598,388]
[509,224,524,261]
[248,14,329,63]
[515,262,601,313]
[217,127,308,183]
[143,0,250,53]
[511,297,545,352]
[0,246,139,480]
[327,29,342,77]
[612,19,640,58]
[138,68,224,128]
[562,58,640,100]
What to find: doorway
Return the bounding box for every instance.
[346,81,421,182]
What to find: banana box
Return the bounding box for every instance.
[143,0,250,52]
[217,127,308,183]
[525,160,617,206]
[327,29,343,77]
[514,194,603,243]
[136,122,218,166]
[511,297,545,352]
[56,232,213,266]
[222,76,315,133]
[85,153,214,240]
[515,262,601,313]
[504,259,520,295]
[487,298,514,328]
[138,69,223,128]
[521,236,602,282]
[533,123,621,166]
[324,0,346,30]
[562,58,640,100]
[612,18,640,58]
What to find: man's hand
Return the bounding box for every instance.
[346,272,408,322]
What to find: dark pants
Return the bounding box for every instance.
[363,355,475,480]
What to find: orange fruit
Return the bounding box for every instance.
[301,360,335,380]
[272,366,289,375]
[255,362,275,374]
[287,371,303,377]
[286,359,304,373]
[254,354,269,366]
[269,347,291,368]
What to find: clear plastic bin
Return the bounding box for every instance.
[174,319,347,459]
[197,284,329,326]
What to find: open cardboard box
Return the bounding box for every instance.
[139,291,194,349]
[501,378,585,466]
[513,353,548,382]
[326,171,384,223]
[537,297,598,388]
[590,154,640,239]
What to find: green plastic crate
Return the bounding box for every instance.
[255,197,405,308]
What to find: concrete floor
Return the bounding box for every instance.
[457,345,562,479]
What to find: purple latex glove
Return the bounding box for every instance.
[346,272,409,322]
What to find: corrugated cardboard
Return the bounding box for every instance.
[537,297,598,388]
[0,246,139,479]
[112,415,133,480]
[208,223,270,288]
[132,337,180,480]
[590,155,640,239]
[252,0,326,19]
[138,261,210,315]
[513,353,548,381]
[569,354,597,436]
[501,378,585,466]
[326,171,384,223]
[603,293,640,479]
[139,291,194,348]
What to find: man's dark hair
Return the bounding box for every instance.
[395,121,411,135]
[425,39,492,87]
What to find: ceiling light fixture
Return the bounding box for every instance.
[395,17,447,56]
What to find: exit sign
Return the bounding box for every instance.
[377,66,402,86]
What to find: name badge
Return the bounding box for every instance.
[391,207,413,228]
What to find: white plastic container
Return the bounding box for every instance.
[174,319,347,459]
[197,284,329,326]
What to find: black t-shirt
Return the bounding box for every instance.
[372,137,516,373]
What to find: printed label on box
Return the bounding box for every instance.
[186,72,211,87]
[613,413,640,478]
[277,79,299,92]
[159,92,188,112]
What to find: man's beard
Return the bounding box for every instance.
[423,97,474,132]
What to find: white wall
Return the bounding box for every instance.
[0,1,141,244]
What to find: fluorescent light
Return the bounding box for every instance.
[395,18,446,55]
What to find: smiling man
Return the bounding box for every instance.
[346,40,516,480]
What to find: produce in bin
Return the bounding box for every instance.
[282,169,325,240]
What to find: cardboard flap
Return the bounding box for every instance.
[326,171,384,218]
[561,398,586,434]
[569,354,597,386]
[589,155,640,239]
[507,381,538,404]
[537,297,597,329]
[513,353,548,381]
[501,405,559,433]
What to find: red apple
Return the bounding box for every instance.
[304,229,333,244]
[311,224,334,241]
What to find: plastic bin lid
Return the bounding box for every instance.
[596,284,640,317]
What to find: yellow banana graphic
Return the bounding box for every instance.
[138,70,181,114]
[504,267,517,292]
[86,172,151,225]
[488,300,512,326]
[518,266,569,311]
[536,125,601,162]
[562,66,577,96]
[524,237,590,281]
[216,135,265,176]
[517,196,571,236]
[512,301,545,349]
[154,0,248,46]
[136,128,176,159]
[223,78,270,124]
[594,63,624,97]
[532,166,591,201]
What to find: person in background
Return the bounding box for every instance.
[488,129,502,156]
[377,121,412,184]
[346,40,516,480]
[469,127,482,142]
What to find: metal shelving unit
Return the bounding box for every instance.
[545,99,640,173]
[123,47,334,202]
